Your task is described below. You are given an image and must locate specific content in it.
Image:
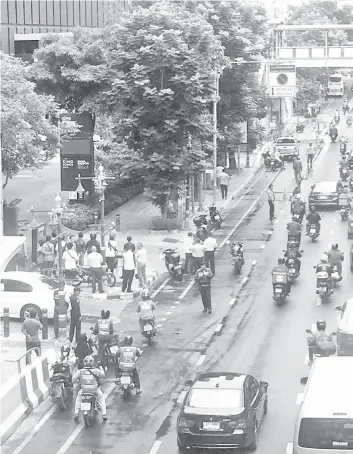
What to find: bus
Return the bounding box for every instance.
[327,74,344,97]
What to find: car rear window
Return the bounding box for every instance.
[187,389,243,409]
[276,138,295,144]
[0,279,33,292]
[38,276,59,289]
[329,76,342,83]
[298,418,353,449]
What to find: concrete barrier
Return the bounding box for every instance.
[0,354,51,446]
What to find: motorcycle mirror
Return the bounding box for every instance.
[184,380,193,387]
[305,329,312,334]
[300,377,308,385]
[331,332,337,336]
[334,305,342,311]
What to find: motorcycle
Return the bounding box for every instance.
[340,207,349,221]
[335,115,340,124]
[305,329,337,368]
[209,206,222,230]
[340,143,347,155]
[286,258,299,282]
[270,159,282,171]
[50,361,73,411]
[349,178,353,192]
[229,242,244,275]
[315,270,332,301]
[296,123,305,133]
[346,117,352,127]
[76,266,116,288]
[288,234,301,248]
[141,317,156,346]
[272,272,288,305]
[340,167,349,181]
[330,133,338,143]
[80,392,100,427]
[161,248,183,282]
[292,211,303,224]
[308,224,319,242]
[331,265,340,288]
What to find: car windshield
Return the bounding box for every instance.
[38,276,59,289]
[299,418,353,449]
[187,389,243,409]
[276,138,295,144]
[329,76,342,83]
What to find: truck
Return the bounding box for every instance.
[274,136,300,160]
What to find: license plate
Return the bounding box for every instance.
[109,345,119,355]
[214,215,220,220]
[174,265,182,270]
[81,402,91,411]
[289,269,295,275]
[319,287,326,292]
[332,272,339,279]
[275,275,284,282]
[121,376,131,385]
[310,228,316,234]
[144,324,153,332]
[318,196,327,199]
[203,422,220,431]
[275,288,282,294]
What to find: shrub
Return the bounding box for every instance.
[104,179,144,215]
[62,204,95,231]
[150,216,182,231]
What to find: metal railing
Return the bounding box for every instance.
[7,347,41,374]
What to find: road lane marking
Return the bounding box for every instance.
[296,393,304,405]
[166,311,172,315]
[261,243,266,248]
[311,323,317,332]
[316,298,322,306]
[229,298,236,307]
[149,440,163,454]
[286,442,294,454]
[11,405,57,454]
[174,300,180,304]
[304,354,309,365]
[177,390,187,404]
[56,382,116,454]
[160,318,167,321]
[171,306,176,308]
[156,324,163,328]
[179,279,195,299]
[151,276,170,298]
[241,276,248,285]
[333,218,337,223]
[196,355,206,366]
[215,324,223,334]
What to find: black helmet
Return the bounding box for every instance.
[316,320,326,331]
[123,336,133,346]
[331,243,338,250]
[278,258,285,265]
[101,309,110,319]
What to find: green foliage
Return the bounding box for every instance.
[150,216,182,231]
[104,179,145,215]
[0,52,79,189]
[62,204,95,231]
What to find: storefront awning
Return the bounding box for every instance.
[0,236,26,274]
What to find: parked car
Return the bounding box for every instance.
[274,136,300,160]
[0,272,71,320]
[308,180,340,209]
[177,372,268,451]
[335,298,353,356]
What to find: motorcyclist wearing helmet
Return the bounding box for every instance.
[271,258,291,294]
[327,244,344,280]
[305,205,321,235]
[329,125,338,137]
[284,242,302,273]
[308,320,336,365]
[230,241,244,260]
[74,334,94,369]
[137,289,156,334]
[316,254,333,293]
[291,194,306,222]
[340,155,349,169]
[72,355,107,422]
[92,309,118,368]
[287,218,302,245]
[269,148,283,169]
[115,336,142,394]
[293,157,302,182]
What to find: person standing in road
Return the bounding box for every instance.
[124,236,136,252]
[122,244,136,293]
[105,233,118,274]
[194,264,213,314]
[86,234,101,255]
[69,287,82,344]
[21,309,43,364]
[190,238,206,274]
[306,142,314,170]
[75,232,86,266]
[218,169,230,200]
[87,246,104,294]
[135,242,147,288]
[203,232,217,275]
[183,232,194,273]
[266,183,275,222]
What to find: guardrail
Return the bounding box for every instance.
[6,347,41,374]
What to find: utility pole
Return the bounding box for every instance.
[213,71,220,203]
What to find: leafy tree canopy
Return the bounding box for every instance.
[1,52,79,189]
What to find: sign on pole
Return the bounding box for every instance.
[269,63,296,98]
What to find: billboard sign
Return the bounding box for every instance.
[60,155,94,192]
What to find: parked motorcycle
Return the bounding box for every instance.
[141,317,156,346]
[305,329,336,368]
[340,207,349,221]
[161,248,183,281]
[272,271,288,305]
[50,360,73,411]
[270,159,282,171]
[340,166,349,181]
[76,266,116,288]
[209,205,222,230]
[315,270,332,301]
[308,224,319,242]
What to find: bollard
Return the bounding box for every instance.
[116,212,120,232]
[42,308,48,339]
[283,189,287,202]
[3,307,10,337]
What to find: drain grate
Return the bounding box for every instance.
[162,238,182,243]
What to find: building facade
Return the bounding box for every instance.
[1,0,129,57]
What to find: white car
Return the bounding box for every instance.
[0,272,72,320]
[335,298,353,356]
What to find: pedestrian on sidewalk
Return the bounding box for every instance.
[106,233,118,273]
[194,264,213,314]
[86,233,101,254]
[216,165,224,189]
[124,236,136,252]
[267,183,275,222]
[219,169,230,200]
[21,309,43,364]
[74,232,86,266]
[62,242,79,280]
[203,232,217,275]
[69,287,82,343]
[135,242,147,287]
[183,232,194,273]
[109,222,117,239]
[190,238,206,274]
[87,246,104,294]
[41,235,55,274]
[122,245,136,293]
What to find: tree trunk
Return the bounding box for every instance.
[196,172,204,212]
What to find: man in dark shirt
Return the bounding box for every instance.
[86,233,101,254]
[21,309,43,364]
[124,236,136,252]
[75,232,86,266]
[69,287,81,343]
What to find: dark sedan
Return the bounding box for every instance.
[177,372,268,451]
[308,180,339,209]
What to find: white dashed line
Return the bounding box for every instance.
[296,393,304,405]
[333,218,337,223]
[252,260,257,266]
[160,318,167,322]
[229,298,236,307]
[174,300,180,304]
[330,230,335,235]
[171,306,176,309]
[241,276,248,285]
[151,277,171,298]
[149,440,163,454]
[166,311,172,315]
[304,354,309,365]
[215,324,223,334]
[156,324,163,328]
[196,355,206,366]
[261,244,266,249]
[316,298,322,306]
[286,442,294,454]
[177,390,187,404]
[179,279,195,299]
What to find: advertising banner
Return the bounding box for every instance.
[60,155,94,192]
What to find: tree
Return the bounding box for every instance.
[91,1,226,214]
[1,52,79,189]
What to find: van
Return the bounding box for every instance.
[293,357,353,453]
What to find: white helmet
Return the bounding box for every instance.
[320,254,328,263]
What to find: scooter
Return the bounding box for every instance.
[340,167,349,181]
[315,270,332,301]
[292,211,303,224]
[161,248,183,282]
[305,329,336,368]
[50,360,73,411]
[229,242,244,275]
[80,392,100,427]
[141,318,156,346]
[340,143,347,155]
[308,224,319,242]
[272,272,289,305]
[286,258,299,282]
[330,133,338,143]
[335,115,340,124]
[76,266,116,288]
[270,159,282,171]
[346,117,352,127]
[340,207,349,221]
[209,205,222,230]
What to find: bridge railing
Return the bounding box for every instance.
[278,46,353,59]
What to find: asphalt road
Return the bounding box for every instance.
[3,97,352,454]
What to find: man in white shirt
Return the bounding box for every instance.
[62,242,79,280]
[190,238,206,274]
[87,246,104,294]
[135,242,147,287]
[183,232,194,273]
[122,244,136,293]
[203,232,217,275]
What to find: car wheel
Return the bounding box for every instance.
[20,304,42,322]
[248,421,258,451]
